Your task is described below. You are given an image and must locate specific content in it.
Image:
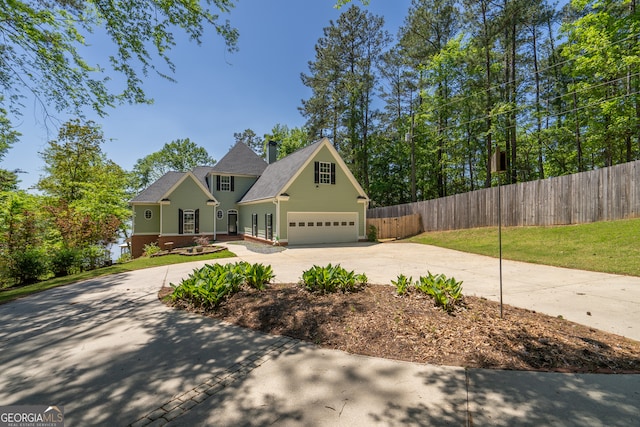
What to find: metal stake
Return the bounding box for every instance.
[498,175,503,319]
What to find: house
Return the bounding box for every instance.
[129,137,370,257]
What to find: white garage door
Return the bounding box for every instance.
[287,212,358,245]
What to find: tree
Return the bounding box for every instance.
[1,0,239,145]
[262,124,312,159]
[38,120,132,250]
[0,190,48,285]
[38,120,105,202]
[301,5,390,193]
[0,169,19,192]
[399,0,460,197]
[132,139,215,189]
[234,129,264,156]
[561,0,640,169]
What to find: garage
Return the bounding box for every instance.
[287,212,358,245]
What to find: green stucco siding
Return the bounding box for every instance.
[213,175,257,233]
[161,177,215,235]
[239,203,276,239]
[278,145,366,240]
[133,205,160,234]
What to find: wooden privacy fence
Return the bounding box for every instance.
[367,213,422,240]
[368,160,640,231]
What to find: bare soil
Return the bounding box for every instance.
[160,283,640,373]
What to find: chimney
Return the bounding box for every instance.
[267,140,278,164]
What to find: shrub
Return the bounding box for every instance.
[193,235,210,246]
[367,224,377,242]
[7,249,49,286]
[143,242,161,257]
[116,252,132,264]
[391,274,412,296]
[244,262,275,290]
[50,247,82,277]
[300,264,367,294]
[415,271,463,313]
[170,262,274,309]
[82,244,110,270]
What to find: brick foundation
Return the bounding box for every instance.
[157,235,217,253]
[131,234,243,258]
[131,235,160,258]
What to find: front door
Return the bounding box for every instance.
[228,211,238,235]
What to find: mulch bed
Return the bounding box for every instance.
[160,283,640,373]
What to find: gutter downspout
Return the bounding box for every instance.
[273,199,279,243]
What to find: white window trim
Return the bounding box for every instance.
[220,175,231,192]
[144,209,153,220]
[183,209,195,234]
[319,161,332,184]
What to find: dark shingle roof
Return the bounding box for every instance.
[130,171,185,203]
[211,142,267,176]
[191,166,215,190]
[239,139,323,203]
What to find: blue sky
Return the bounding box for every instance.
[3,0,411,190]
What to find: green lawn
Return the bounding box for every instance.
[0,249,236,305]
[408,218,640,277]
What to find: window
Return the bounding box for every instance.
[183,209,195,234]
[289,222,296,227]
[220,176,231,191]
[217,210,223,220]
[144,209,152,220]
[252,213,258,237]
[316,222,323,226]
[314,162,336,185]
[325,222,331,226]
[216,175,235,192]
[319,162,331,184]
[298,222,305,227]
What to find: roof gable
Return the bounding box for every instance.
[211,142,268,176]
[239,137,368,203]
[130,171,184,203]
[162,171,217,203]
[130,171,217,204]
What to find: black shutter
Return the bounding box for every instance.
[216,175,221,191]
[265,214,273,240]
[178,209,184,234]
[330,163,336,184]
[230,176,235,192]
[314,161,319,184]
[195,209,200,234]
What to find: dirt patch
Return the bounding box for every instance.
[159,283,640,373]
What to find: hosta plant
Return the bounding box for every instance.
[415,271,464,313]
[391,274,413,296]
[300,264,367,294]
[170,261,275,309]
[244,262,275,290]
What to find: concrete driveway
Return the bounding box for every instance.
[0,242,638,426]
[229,241,640,341]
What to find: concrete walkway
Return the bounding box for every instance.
[0,242,638,426]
